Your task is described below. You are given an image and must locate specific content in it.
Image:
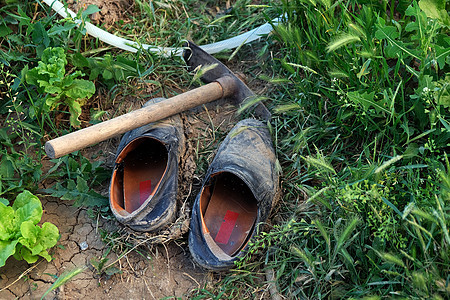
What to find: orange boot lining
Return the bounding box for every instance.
[201,172,257,256]
[111,137,168,214]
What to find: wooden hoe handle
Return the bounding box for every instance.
[45,76,237,159]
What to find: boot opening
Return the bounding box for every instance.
[199,172,257,256]
[111,137,168,215]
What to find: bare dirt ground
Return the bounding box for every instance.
[0,100,241,299]
[0,2,276,299]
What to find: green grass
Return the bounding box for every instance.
[1,0,450,299]
[213,0,450,299]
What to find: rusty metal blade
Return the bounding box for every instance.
[183,41,271,120]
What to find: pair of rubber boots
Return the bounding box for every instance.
[109,99,280,270]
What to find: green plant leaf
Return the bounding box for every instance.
[17,245,39,264]
[347,91,389,114]
[13,190,42,225]
[19,221,59,258]
[43,177,108,208]
[419,0,450,25]
[0,24,13,38]
[405,2,429,43]
[0,192,58,266]
[64,79,95,100]
[1,154,16,178]
[313,219,330,251]
[66,98,82,128]
[70,53,90,68]
[375,18,421,60]
[435,45,450,69]
[19,220,40,254]
[39,222,60,250]
[81,5,101,19]
[335,217,359,254]
[37,249,52,262]
[0,202,15,240]
[0,239,19,267]
[31,22,49,47]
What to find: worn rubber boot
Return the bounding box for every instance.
[188,119,280,270]
[109,98,185,232]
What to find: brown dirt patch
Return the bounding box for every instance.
[66,0,135,26]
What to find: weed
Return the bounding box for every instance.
[25,47,95,127]
[41,152,110,208]
[90,255,122,278]
[40,266,86,300]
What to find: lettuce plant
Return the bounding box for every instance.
[26,47,95,127]
[0,190,59,267]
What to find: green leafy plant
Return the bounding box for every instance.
[70,52,145,88]
[90,256,122,278]
[335,180,407,248]
[25,47,95,127]
[0,128,42,197]
[0,190,59,267]
[42,152,109,208]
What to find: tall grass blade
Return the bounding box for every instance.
[326,33,360,52]
[335,217,359,254]
[302,155,336,175]
[290,246,314,269]
[406,129,436,145]
[237,96,269,115]
[306,186,332,210]
[381,253,406,268]
[412,272,428,293]
[41,266,86,300]
[375,155,403,174]
[381,196,403,218]
[314,219,330,252]
[340,248,357,277]
[432,196,450,245]
[406,219,433,238]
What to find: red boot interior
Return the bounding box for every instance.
[200,172,257,256]
[111,137,168,215]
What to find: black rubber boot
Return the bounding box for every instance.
[109,98,185,232]
[188,119,280,270]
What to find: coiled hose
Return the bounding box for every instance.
[42,0,280,56]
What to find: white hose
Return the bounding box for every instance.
[42,0,280,56]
